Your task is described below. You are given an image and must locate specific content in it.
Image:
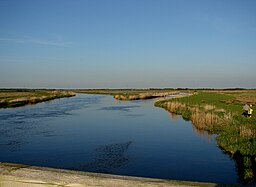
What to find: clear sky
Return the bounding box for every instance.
[0,0,256,88]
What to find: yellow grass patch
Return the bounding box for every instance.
[239,125,256,138]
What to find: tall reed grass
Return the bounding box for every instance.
[239,125,256,138]
[114,92,176,100]
[157,101,233,131]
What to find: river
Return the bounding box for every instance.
[0,94,238,184]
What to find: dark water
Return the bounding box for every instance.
[0,94,238,184]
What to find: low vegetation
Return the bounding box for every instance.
[76,89,183,100]
[113,92,177,100]
[155,90,256,183]
[0,89,76,108]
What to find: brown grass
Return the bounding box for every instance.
[216,90,256,105]
[114,91,178,100]
[239,125,256,138]
[0,90,76,108]
[162,101,233,131]
[0,92,34,99]
[165,101,186,111]
[203,104,215,111]
[191,110,220,130]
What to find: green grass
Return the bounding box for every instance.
[162,91,246,113]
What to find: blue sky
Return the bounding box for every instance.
[0,0,256,88]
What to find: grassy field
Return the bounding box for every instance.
[155,90,256,183]
[0,89,76,108]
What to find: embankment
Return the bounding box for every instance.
[0,162,216,187]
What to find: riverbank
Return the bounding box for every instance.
[0,162,217,187]
[155,90,256,184]
[0,89,76,108]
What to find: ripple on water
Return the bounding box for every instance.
[99,106,140,112]
[81,141,132,173]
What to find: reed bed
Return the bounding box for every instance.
[114,92,177,100]
[0,90,76,108]
[159,101,232,131]
[239,125,256,138]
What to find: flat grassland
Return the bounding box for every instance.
[0,89,76,108]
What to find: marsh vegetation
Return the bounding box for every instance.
[77,89,182,100]
[0,89,76,108]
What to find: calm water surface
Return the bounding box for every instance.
[0,94,238,184]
